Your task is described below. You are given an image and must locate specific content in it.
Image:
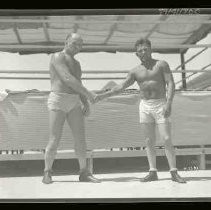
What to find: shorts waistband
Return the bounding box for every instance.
[50,91,79,97]
[141,98,166,104]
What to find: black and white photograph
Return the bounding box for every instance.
[0,9,211,202]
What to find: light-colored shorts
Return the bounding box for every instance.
[139,98,170,124]
[47,92,81,113]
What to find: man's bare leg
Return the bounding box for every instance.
[157,123,176,170]
[157,122,186,183]
[43,110,66,184]
[140,123,158,182]
[66,106,100,182]
[143,123,157,170]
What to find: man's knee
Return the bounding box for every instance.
[46,146,57,155]
[47,138,60,150]
[49,130,62,140]
[163,136,172,146]
[146,137,155,147]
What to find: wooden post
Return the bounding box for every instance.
[180,52,187,90]
[197,146,206,170]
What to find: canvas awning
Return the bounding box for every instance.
[0,12,211,54]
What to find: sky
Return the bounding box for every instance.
[0,33,210,92]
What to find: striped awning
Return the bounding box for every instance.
[0,11,211,54]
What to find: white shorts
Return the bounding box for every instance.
[139,98,170,124]
[47,92,81,113]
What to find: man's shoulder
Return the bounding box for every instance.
[131,64,144,73]
[157,60,169,68]
[74,59,81,66]
[156,60,171,74]
[53,51,65,60]
[52,51,74,66]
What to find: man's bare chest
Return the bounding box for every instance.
[135,66,163,82]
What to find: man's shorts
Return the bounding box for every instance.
[139,98,170,124]
[47,92,81,113]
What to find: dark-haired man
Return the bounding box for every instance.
[95,38,186,183]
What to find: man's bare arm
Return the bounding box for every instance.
[161,61,175,106]
[79,92,89,105]
[52,53,92,99]
[98,71,136,99]
[77,73,89,105]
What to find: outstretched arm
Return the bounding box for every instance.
[79,79,91,116]
[95,71,136,102]
[79,94,91,116]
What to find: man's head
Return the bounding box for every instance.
[134,38,152,62]
[65,33,83,55]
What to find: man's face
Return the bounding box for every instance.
[66,38,83,54]
[136,43,152,62]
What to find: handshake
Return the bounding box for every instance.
[87,91,106,104]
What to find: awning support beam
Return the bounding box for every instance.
[180,52,187,90]
[145,15,168,39]
[13,24,22,44]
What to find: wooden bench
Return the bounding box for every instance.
[0,91,211,172]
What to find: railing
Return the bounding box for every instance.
[0,70,211,79]
[0,70,211,90]
[0,69,211,92]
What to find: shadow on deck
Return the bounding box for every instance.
[0,156,210,178]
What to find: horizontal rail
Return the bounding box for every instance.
[0,70,128,74]
[0,77,126,80]
[0,70,211,80]
[0,147,208,161]
[0,44,211,50]
[0,151,92,161]
[0,70,211,74]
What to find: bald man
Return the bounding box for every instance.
[42,33,100,184]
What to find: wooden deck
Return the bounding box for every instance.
[1,170,211,199]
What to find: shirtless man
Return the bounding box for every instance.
[95,38,186,183]
[42,33,100,184]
